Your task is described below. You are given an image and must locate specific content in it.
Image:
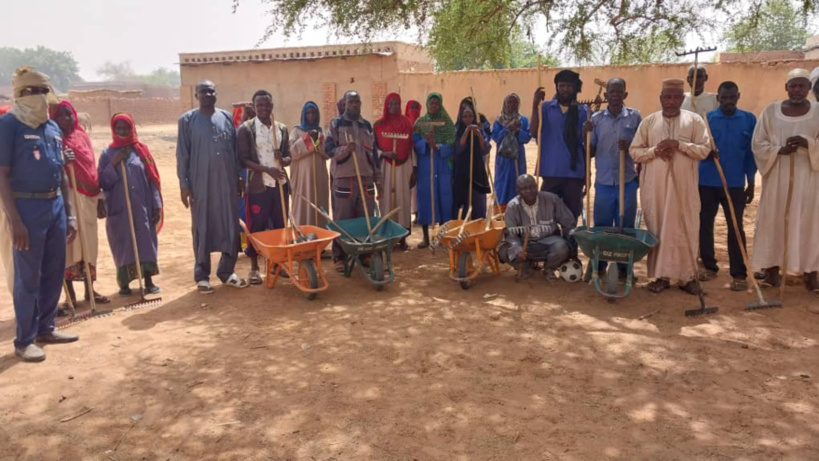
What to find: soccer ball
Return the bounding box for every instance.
[559,260,583,283]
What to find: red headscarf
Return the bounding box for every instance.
[50,101,99,196]
[404,99,422,125]
[374,93,414,164]
[0,105,10,116]
[109,112,163,232]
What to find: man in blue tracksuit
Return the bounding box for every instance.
[698,81,757,291]
[0,67,80,362]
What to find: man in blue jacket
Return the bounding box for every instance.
[698,81,757,291]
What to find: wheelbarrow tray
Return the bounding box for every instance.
[572,225,658,300]
[244,225,339,297]
[440,219,505,252]
[573,226,658,263]
[327,217,409,289]
[441,219,505,288]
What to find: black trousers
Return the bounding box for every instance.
[698,186,747,279]
[540,176,584,219]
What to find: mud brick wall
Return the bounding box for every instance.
[69,98,184,127]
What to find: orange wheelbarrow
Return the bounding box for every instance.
[239,221,339,300]
[440,219,505,289]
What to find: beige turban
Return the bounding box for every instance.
[786,68,810,84]
[662,78,685,91]
[12,67,52,98]
[810,67,819,88]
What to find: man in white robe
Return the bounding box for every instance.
[630,79,711,294]
[751,68,819,295]
[681,65,718,119]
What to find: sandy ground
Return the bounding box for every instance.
[1,124,818,461]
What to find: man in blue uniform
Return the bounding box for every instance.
[0,67,79,362]
[531,69,588,219]
[698,81,757,291]
[587,78,642,277]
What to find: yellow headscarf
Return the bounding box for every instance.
[9,67,58,129]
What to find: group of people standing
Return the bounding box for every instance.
[1,67,162,361]
[2,63,818,363]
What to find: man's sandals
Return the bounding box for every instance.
[647,278,671,293]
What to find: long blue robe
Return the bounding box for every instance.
[176,109,240,264]
[99,148,161,267]
[491,117,532,205]
[414,135,453,225]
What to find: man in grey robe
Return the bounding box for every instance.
[176,81,248,293]
[499,175,577,278]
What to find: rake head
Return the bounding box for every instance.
[123,296,163,312]
[744,299,783,311]
[684,305,719,317]
[56,308,115,329]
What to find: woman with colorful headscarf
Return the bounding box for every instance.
[98,113,162,295]
[289,101,330,227]
[452,99,492,220]
[375,93,415,250]
[405,99,423,222]
[50,100,110,306]
[413,93,456,248]
[491,93,532,205]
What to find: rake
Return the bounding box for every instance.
[120,161,162,311]
[667,166,718,317]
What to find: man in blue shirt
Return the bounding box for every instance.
[531,69,588,219]
[588,78,642,277]
[0,67,80,362]
[698,81,757,291]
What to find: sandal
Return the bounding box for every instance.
[417,240,430,249]
[754,271,767,280]
[730,278,747,292]
[145,284,161,294]
[197,281,215,294]
[224,273,249,289]
[679,280,705,296]
[759,270,780,288]
[334,259,346,273]
[698,269,718,282]
[86,292,111,304]
[647,278,671,293]
[248,270,263,285]
[119,287,132,296]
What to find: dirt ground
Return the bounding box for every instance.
[1,124,818,461]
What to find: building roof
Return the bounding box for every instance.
[178,41,425,66]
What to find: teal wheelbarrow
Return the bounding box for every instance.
[327,217,409,291]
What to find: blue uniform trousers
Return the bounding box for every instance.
[12,196,66,348]
[593,179,638,272]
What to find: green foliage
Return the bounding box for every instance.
[234,0,819,67]
[724,0,814,52]
[97,61,180,87]
[0,46,81,92]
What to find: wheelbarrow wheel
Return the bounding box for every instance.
[370,252,385,291]
[458,252,474,290]
[298,261,320,300]
[606,262,619,297]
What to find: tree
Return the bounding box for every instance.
[97,62,180,87]
[0,46,81,92]
[724,0,814,52]
[97,61,137,82]
[233,0,818,67]
[142,68,181,87]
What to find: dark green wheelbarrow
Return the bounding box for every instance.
[572,211,658,300]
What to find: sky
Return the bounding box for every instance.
[2,0,415,81]
[2,0,722,81]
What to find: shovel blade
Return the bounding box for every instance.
[684,306,719,317]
